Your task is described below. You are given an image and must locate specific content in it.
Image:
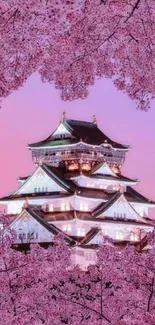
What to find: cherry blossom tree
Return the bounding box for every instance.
[1,227,155,324]
[50,242,155,324]
[1,0,155,109]
[0,227,71,325]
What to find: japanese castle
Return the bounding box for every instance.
[1,113,154,268]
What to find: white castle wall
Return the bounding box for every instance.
[16,168,67,195]
[9,211,54,243]
[74,176,126,191]
[71,247,97,269]
[98,195,139,221]
[51,219,152,241]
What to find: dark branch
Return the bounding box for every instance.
[125,0,141,22]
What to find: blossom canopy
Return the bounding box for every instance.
[1,0,155,109]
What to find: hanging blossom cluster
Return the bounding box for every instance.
[1,0,155,109]
[1,227,155,324]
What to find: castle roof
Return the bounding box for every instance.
[44,210,153,226]
[67,171,137,184]
[28,118,129,150]
[1,179,154,206]
[125,186,155,204]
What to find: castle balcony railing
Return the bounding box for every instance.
[32,151,125,165]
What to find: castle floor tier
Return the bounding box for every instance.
[1,113,154,268]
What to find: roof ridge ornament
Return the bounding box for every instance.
[61,111,66,123]
[92,115,97,125]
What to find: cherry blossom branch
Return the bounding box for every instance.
[125,0,141,22]
[147,277,154,312]
[56,295,111,323]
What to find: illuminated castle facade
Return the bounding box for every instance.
[1,113,154,268]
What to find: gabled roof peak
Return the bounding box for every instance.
[91,162,116,176]
[10,206,76,245]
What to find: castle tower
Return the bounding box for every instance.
[0,115,154,268]
[28,113,129,173]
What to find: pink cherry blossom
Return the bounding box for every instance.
[1,0,155,109]
[1,226,155,324]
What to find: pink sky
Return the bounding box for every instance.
[1,73,155,211]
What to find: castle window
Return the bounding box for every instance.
[19,233,26,241]
[85,251,94,261]
[79,202,88,211]
[81,163,91,171]
[61,203,65,211]
[116,231,123,240]
[77,228,85,236]
[68,163,78,171]
[85,251,93,261]
[113,185,119,191]
[49,204,53,212]
[30,232,34,239]
[63,224,71,234]
[87,183,94,188]
[130,232,139,242]
[61,202,70,211]
[85,252,89,261]
[114,212,124,219]
[65,203,70,210]
[27,232,35,240]
[100,184,107,190]
[35,187,47,193]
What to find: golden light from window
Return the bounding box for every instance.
[113,184,120,191]
[81,163,91,171]
[77,228,85,236]
[80,202,89,211]
[130,232,139,241]
[61,202,70,211]
[49,204,53,212]
[63,224,71,233]
[68,163,79,170]
[100,184,107,190]
[61,203,65,211]
[87,183,94,188]
[65,203,70,210]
